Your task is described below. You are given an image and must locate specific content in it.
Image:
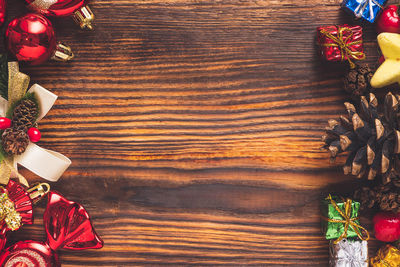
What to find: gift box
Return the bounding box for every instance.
[341,0,387,23]
[329,239,368,267]
[370,245,400,267]
[317,25,365,68]
[321,195,368,242]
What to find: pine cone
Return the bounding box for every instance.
[354,186,377,209]
[11,99,38,132]
[323,93,400,184]
[2,128,29,155]
[344,64,374,98]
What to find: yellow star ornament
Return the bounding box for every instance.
[371,33,400,88]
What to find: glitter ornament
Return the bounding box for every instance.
[24,0,94,30]
[0,181,50,250]
[0,192,103,267]
[5,14,74,65]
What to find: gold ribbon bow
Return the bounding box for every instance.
[0,188,21,231]
[319,26,366,69]
[323,195,369,244]
[370,245,400,267]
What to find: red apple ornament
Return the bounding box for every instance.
[373,211,400,242]
[24,0,94,30]
[5,14,74,65]
[377,5,400,34]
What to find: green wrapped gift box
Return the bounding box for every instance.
[321,195,361,240]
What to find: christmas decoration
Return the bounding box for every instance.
[354,182,400,213]
[343,63,374,99]
[0,61,71,186]
[317,25,365,68]
[11,99,38,132]
[377,5,400,33]
[371,33,400,88]
[0,118,11,130]
[370,244,400,266]
[329,239,368,267]
[341,0,387,23]
[321,195,369,243]
[24,0,95,30]
[322,92,400,183]
[2,128,29,155]
[0,0,5,27]
[0,192,103,266]
[27,128,41,142]
[5,13,74,65]
[0,180,49,250]
[373,211,400,242]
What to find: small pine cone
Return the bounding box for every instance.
[12,99,38,131]
[354,187,376,209]
[379,192,400,213]
[2,128,29,155]
[343,64,374,98]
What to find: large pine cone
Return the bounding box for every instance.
[12,99,38,132]
[343,64,374,98]
[323,93,400,184]
[2,128,29,155]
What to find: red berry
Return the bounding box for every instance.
[0,117,11,130]
[27,127,41,142]
[373,211,400,242]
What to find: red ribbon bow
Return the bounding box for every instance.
[0,192,103,267]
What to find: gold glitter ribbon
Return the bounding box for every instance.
[7,62,30,109]
[370,245,400,267]
[0,188,21,231]
[319,26,366,69]
[322,195,369,244]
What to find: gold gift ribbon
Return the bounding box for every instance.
[319,26,366,69]
[0,188,21,231]
[370,245,400,267]
[322,195,369,244]
[0,63,30,186]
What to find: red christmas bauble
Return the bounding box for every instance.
[6,14,57,65]
[0,117,11,130]
[25,0,88,16]
[25,0,94,29]
[28,127,41,142]
[0,0,6,27]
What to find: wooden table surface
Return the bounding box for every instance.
[3,0,390,266]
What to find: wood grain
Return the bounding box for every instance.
[2,0,391,266]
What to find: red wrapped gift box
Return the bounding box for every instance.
[317,24,365,68]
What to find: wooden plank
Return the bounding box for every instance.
[4,0,385,265]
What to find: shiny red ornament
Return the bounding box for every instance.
[317,25,365,66]
[24,0,95,30]
[0,117,11,130]
[0,181,50,251]
[377,5,400,34]
[373,211,400,242]
[28,127,41,142]
[6,13,74,66]
[0,192,104,267]
[0,0,6,27]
